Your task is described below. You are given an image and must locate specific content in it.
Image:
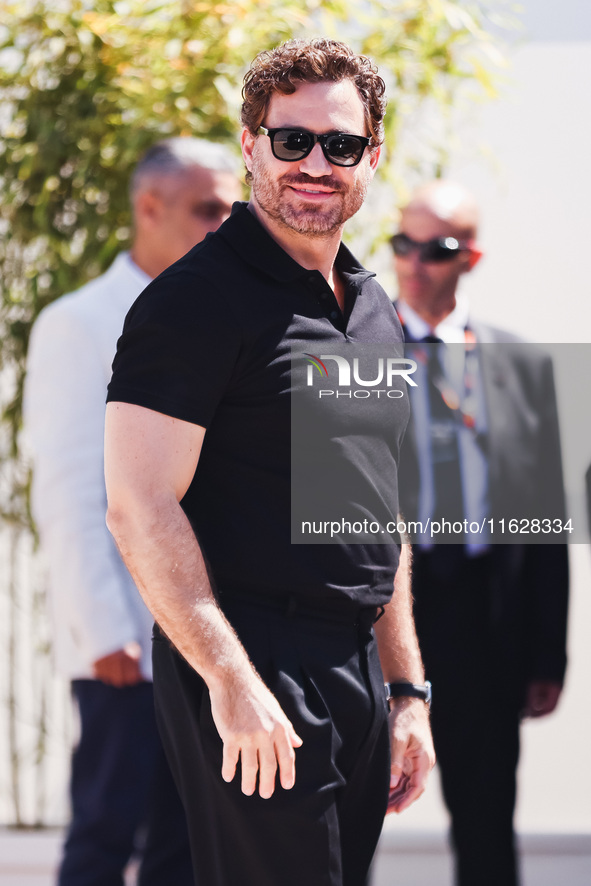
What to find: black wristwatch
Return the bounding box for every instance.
[385,681,432,708]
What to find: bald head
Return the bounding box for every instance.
[401,181,479,240]
[394,181,482,327]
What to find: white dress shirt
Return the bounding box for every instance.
[24,253,156,680]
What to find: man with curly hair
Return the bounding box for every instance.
[105,39,435,886]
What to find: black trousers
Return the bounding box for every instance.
[412,550,522,886]
[152,599,391,886]
[59,680,194,886]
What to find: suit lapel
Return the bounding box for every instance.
[472,322,510,506]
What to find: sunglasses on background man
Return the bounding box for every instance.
[390,232,476,264]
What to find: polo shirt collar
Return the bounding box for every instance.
[219,201,375,286]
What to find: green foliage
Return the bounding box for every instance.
[0,0,515,522]
[0,0,516,827]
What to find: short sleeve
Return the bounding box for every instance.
[107,266,242,428]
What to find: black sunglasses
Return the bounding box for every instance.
[259,127,371,167]
[391,233,471,264]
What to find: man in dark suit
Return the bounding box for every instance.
[393,181,569,886]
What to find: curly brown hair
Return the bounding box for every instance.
[241,38,386,147]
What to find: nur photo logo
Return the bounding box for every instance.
[303,352,417,398]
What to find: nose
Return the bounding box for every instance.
[298,141,333,177]
[395,249,424,276]
[408,249,425,269]
[397,246,423,268]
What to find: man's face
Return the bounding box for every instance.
[152,166,241,266]
[394,205,473,314]
[242,79,379,238]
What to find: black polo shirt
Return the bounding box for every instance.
[107,202,408,611]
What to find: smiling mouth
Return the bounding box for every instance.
[289,186,336,197]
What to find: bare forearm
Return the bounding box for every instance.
[107,495,254,693]
[375,544,425,683]
[377,544,435,814]
[104,402,302,796]
[108,495,302,795]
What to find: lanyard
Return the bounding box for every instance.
[411,329,485,439]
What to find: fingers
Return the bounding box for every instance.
[523,681,562,719]
[388,778,425,814]
[385,701,436,815]
[92,647,143,686]
[389,763,428,814]
[276,725,302,791]
[386,746,411,814]
[386,772,412,813]
[257,743,279,799]
[389,757,404,789]
[210,676,304,800]
[387,742,434,814]
[221,722,303,798]
[221,740,240,784]
[119,654,143,686]
[523,691,560,718]
[239,746,260,796]
[389,730,408,789]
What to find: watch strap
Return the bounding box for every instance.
[385,680,432,707]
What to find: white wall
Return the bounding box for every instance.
[385,0,591,839]
[447,41,591,344]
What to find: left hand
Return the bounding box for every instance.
[386,696,436,814]
[92,642,144,687]
[522,680,562,719]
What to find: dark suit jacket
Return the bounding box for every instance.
[398,319,569,685]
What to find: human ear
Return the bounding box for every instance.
[133,190,163,229]
[241,128,256,174]
[466,245,483,271]
[368,144,381,172]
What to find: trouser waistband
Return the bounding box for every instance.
[218,588,384,629]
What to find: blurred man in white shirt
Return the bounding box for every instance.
[24,136,241,886]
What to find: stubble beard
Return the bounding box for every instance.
[250,154,372,239]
